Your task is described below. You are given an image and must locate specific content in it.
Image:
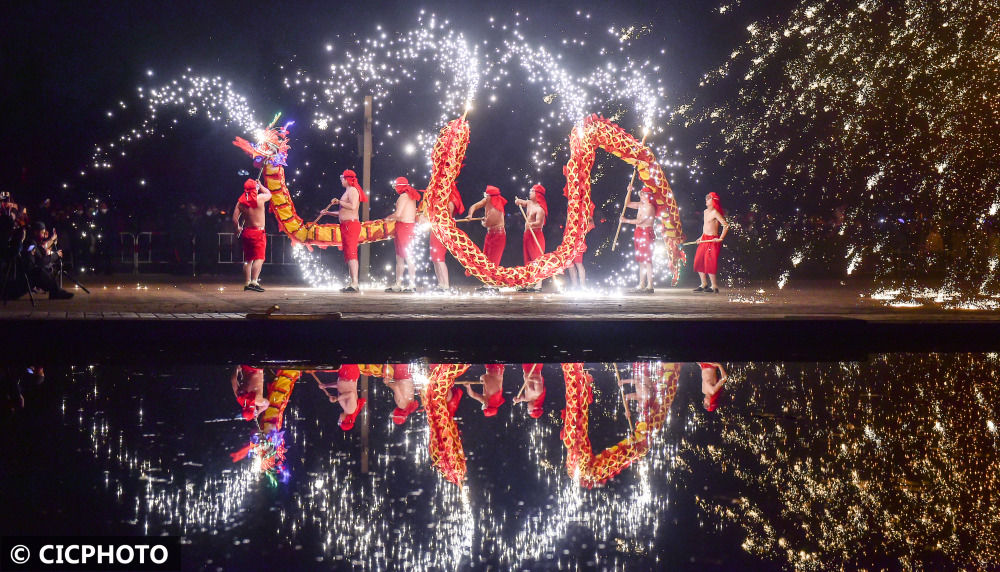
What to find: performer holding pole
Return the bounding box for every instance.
[611,131,650,251]
[514,184,548,292]
[513,363,546,419]
[424,182,465,291]
[699,362,728,412]
[693,192,729,293]
[385,177,421,292]
[464,185,507,291]
[466,364,506,418]
[619,186,657,294]
[232,178,271,292]
[321,169,367,293]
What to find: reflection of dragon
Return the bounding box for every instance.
[230,369,300,485]
[232,118,396,250]
[424,362,679,487]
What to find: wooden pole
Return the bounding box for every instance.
[360,374,370,473]
[611,132,650,252]
[612,364,635,434]
[518,202,544,253]
[359,95,373,286]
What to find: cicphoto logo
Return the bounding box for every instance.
[2,536,180,571]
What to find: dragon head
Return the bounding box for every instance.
[233,112,293,168]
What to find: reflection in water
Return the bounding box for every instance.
[679,354,1000,569]
[5,355,995,568]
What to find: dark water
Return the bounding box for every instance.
[1,356,996,571]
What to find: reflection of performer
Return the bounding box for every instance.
[426,183,465,291]
[464,186,507,289]
[693,192,729,293]
[385,363,420,424]
[618,361,658,409]
[317,364,367,430]
[620,186,656,294]
[385,177,421,292]
[467,364,505,417]
[514,184,548,292]
[232,178,272,292]
[231,365,270,420]
[321,170,368,293]
[699,362,728,412]
[513,363,546,418]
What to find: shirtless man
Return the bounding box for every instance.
[618,361,658,409]
[466,364,505,417]
[232,178,272,291]
[425,183,465,291]
[464,186,507,291]
[385,177,420,292]
[513,363,546,419]
[384,363,419,424]
[514,184,548,292]
[330,364,367,430]
[321,170,367,292]
[694,192,729,293]
[230,365,270,420]
[620,186,656,293]
[699,362,727,412]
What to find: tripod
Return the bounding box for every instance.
[58,259,90,294]
[1,228,35,307]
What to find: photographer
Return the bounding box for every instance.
[22,221,73,299]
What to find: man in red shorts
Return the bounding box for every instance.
[334,364,367,430]
[385,177,421,292]
[427,182,464,291]
[321,169,368,292]
[699,362,728,412]
[693,192,729,293]
[620,186,657,294]
[230,364,270,420]
[232,178,271,291]
[513,363,546,419]
[464,185,507,291]
[467,364,506,417]
[514,184,548,292]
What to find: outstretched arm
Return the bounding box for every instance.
[465,197,487,219]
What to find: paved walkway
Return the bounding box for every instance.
[0,275,989,321]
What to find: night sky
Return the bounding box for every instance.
[5,1,792,210]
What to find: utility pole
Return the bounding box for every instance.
[360,95,373,285]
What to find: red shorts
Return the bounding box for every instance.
[394,221,415,257]
[392,363,411,380]
[341,220,361,261]
[485,364,505,376]
[521,363,541,375]
[429,232,446,262]
[634,226,654,264]
[484,230,506,265]
[523,228,545,264]
[241,227,266,262]
[693,234,720,274]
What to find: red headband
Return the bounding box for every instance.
[394,177,421,201]
[707,192,724,216]
[531,184,548,217]
[238,178,258,209]
[342,170,368,202]
[485,185,506,212]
